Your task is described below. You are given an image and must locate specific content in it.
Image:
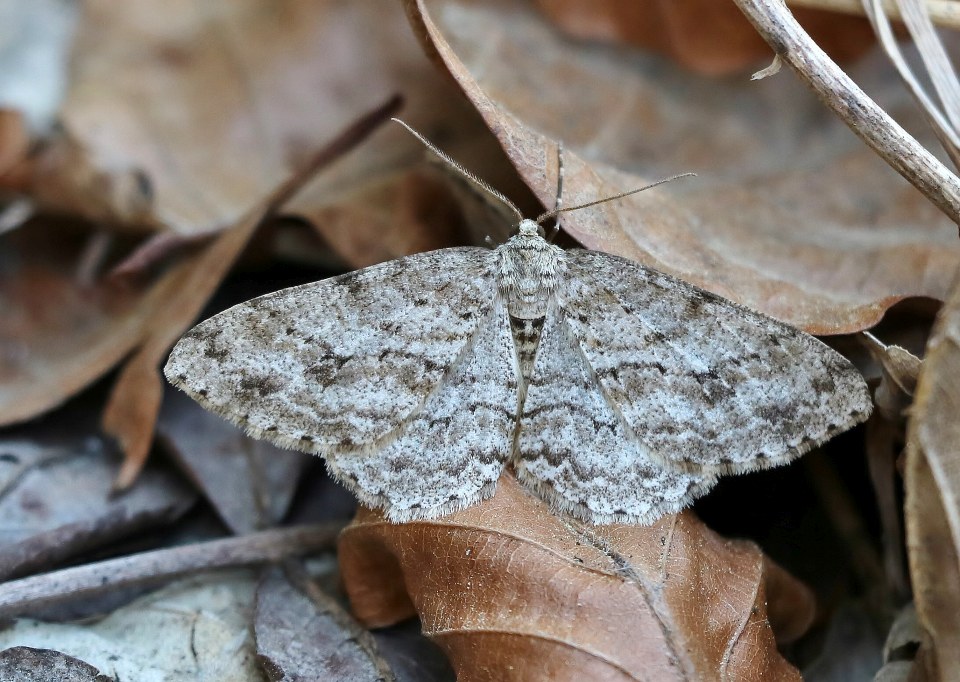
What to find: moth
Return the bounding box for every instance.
[165,121,872,524]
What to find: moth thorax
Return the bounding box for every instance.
[495,232,566,319]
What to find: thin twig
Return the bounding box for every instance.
[0,523,342,619]
[733,0,960,227]
[788,0,960,29]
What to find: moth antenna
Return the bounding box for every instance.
[547,140,565,243]
[391,118,524,222]
[535,172,697,225]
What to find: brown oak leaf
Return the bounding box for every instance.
[339,474,814,681]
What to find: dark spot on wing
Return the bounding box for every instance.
[184,326,221,343]
[306,351,352,385]
[183,327,230,362]
[812,374,837,394]
[757,402,796,426]
[691,368,734,403]
[692,368,720,384]
[374,349,441,375]
[240,375,280,397]
[597,360,667,380]
[684,289,724,316]
[203,345,229,361]
[334,271,365,297]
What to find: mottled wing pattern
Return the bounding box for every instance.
[164,248,496,454]
[559,250,872,474]
[515,304,713,524]
[328,298,518,521]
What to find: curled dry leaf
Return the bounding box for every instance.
[865,415,911,598]
[859,329,921,598]
[339,475,813,681]
[533,0,877,76]
[860,331,922,422]
[874,603,923,682]
[407,0,960,334]
[905,273,960,681]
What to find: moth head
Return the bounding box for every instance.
[518,219,543,237]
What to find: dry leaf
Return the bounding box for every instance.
[533,0,877,76]
[905,273,960,681]
[297,168,467,270]
[158,388,306,535]
[255,564,396,681]
[866,415,910,599]
[0,223,147,426]
[860,331,922,422]
[407,0,960,334]
[339,474,813,681]
[9,0,510,255]
[0,647,113,682]
[0,570,264,680]
[255,564,454,682]
[859,332,921,599]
